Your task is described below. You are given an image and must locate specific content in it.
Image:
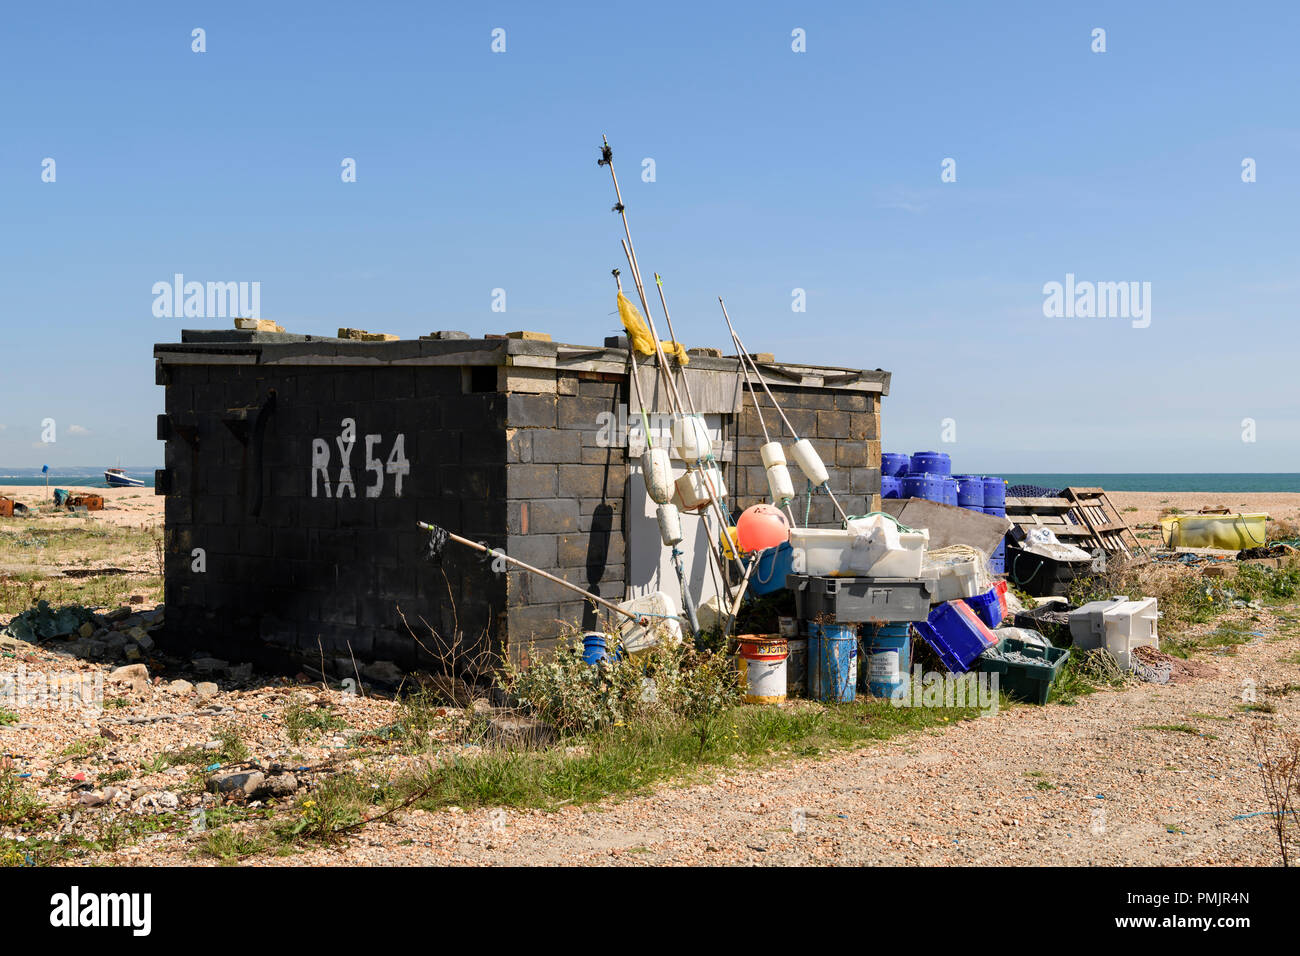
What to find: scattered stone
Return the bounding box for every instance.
[136,633,155,652]
[77,790,109,807]
[195,682,219,700]
[135,791,179,812]
[192,657,228,676]
[123,644,143,662]
[77,622,95,639]
[227,662,253,682]
[362,660,404,685]
[207,770,265,798]
[255,773,298,799]
[107,663,151,695]
[104,607,131,623]
[167,680,194,696]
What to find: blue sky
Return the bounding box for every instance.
[1,1,1297,473]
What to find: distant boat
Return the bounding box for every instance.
[104,467,145,488]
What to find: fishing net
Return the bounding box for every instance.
[423,524,449,564]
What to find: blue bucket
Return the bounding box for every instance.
[901,473,945,502]
[954,474,985,509]
[982,476,1006,509]
[806,621,858,703]
[750,542,793,596]
[910,451,951,476]
[881,452,911,477]
[582,632,618,665]
[862,623,911,698]
[881,475,903,499]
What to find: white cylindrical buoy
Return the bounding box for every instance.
[674,463,728,512]
[791,438,829,486]
[642,447,673,504]
[766,462,794,502]
[672,415,712,461]
[656,502,683,546]
[760,441,786,468]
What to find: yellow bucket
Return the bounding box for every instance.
[1159,513,1268,550]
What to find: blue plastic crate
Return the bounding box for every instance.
[965,588,1004,629]
[912,600,997,673]
[750,542,794,596]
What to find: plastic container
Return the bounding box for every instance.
[785,637,808,695]
[981,477,1006,510]
[1067,597,1159,670]
[750,542,794,596]
[941,476,959,507]
[910,451,951,476]
[738,635,789,704]
[806,621,857,703]
[923,551,987,603]
[983,503,1007,575]
[789,573,935,623]
[964,587,1004,629]
[912,600,998,673]
[582,632,615,665]
[881,452,911,477]
[901,473,945,502]
[862,623,911,698]
[789,524,929,578]
[617,591,683,657]
[1159,513,1268,550]
[881,475,903,499]
[977,636,1070,704]
[954,475,985,509]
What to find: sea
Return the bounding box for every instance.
[0,468,157,488]
[998,474,1298,494]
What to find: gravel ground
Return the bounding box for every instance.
[29,605,1292,868]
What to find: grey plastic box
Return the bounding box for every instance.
[788,573,937,623]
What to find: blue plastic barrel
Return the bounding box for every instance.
[862,623,911,698]
[750,542,793,596]
[881,452,910,477]
[881,475,903,499]
[954,475,985,509]
[806,621,857,703]
[982,476,1006,509]
[901,473,945,501]
[941,476,959,506]
[983,504,1007,574]
[910,451,951,476]
[583,632,613,665]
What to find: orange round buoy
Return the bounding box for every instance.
[735,503,790,552]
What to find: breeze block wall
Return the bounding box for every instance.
[157,335,507,676]
[730,385,882,525]
[502,369,629,662]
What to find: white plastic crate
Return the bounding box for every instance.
[1068,596,1159,670]
[789,524,928,578]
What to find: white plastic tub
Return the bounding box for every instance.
[923,552,987,603]
[1068,596,1159,670]
[788,525,928,578]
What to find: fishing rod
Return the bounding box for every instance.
[718,298,849,523]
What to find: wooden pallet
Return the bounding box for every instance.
[1061,487,1147,560]
[1004,488,1147,563]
